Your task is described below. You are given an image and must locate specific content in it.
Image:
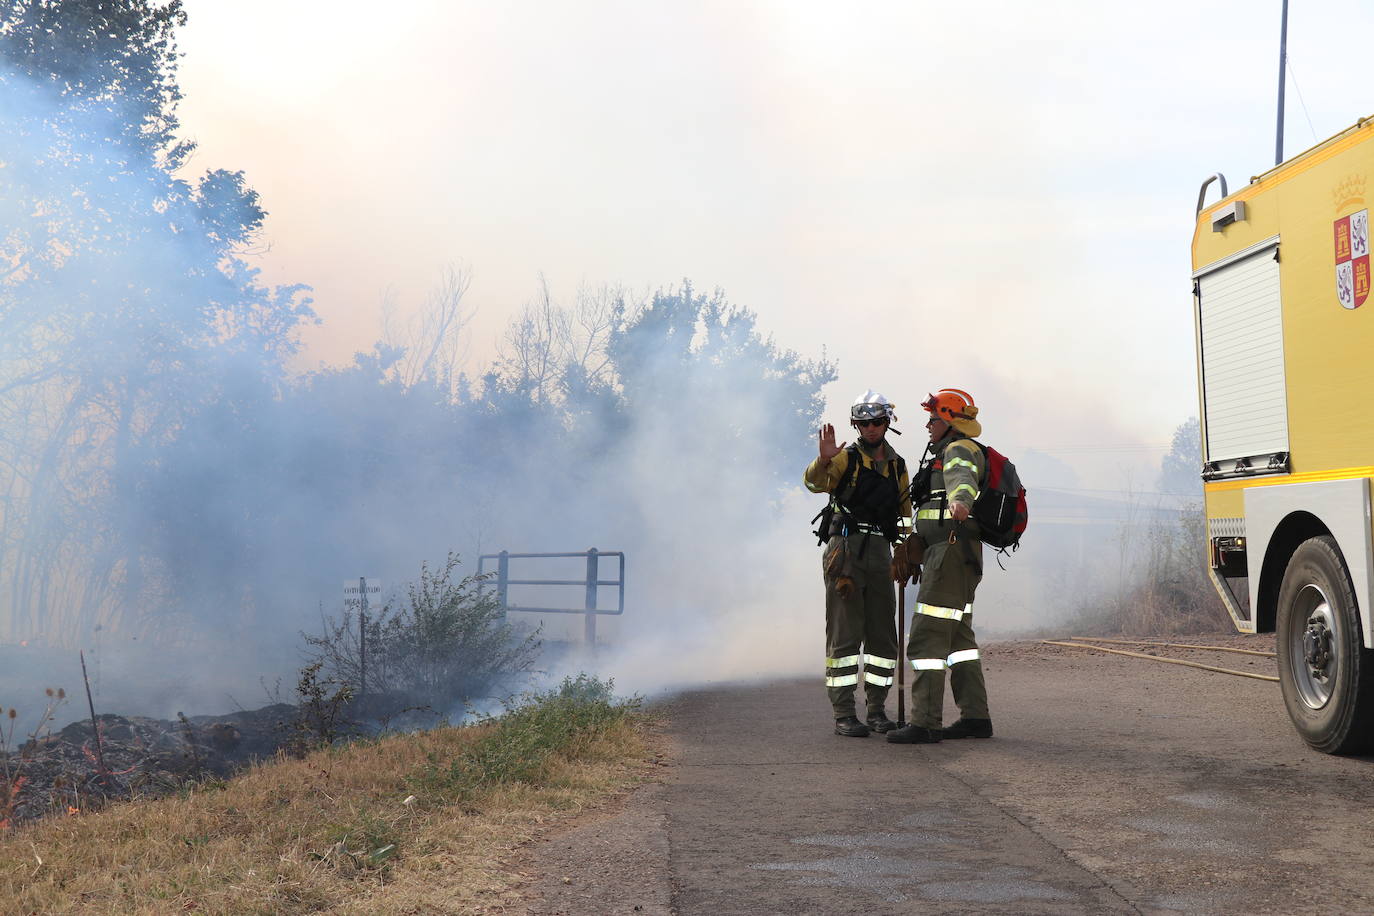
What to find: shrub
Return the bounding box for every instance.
[285,662,357,756]
[303,553,541,721]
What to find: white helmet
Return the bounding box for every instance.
[850,389,896,423]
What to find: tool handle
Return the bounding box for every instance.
[896,582,906,727]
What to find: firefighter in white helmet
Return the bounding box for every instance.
[804,390,912,737]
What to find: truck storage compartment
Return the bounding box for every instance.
[1194,239,1290,479]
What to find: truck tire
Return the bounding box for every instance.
[1276,535,1374,754]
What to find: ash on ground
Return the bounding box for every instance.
[1,703,300,827]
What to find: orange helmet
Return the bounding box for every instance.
[922,388,981,437]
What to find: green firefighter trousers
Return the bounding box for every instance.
[906,534,990,728]
[822,532,899,719]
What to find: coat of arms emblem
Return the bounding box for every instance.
[1335,208,1370,309]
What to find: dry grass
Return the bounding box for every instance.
[1067,505,1232,637]
[0,688,659,914]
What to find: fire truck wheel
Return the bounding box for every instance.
[1276,536,1374,754]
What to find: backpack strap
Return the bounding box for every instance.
[968,438,990,487]
[810,445,863,531]
[832,444,862,522]
[942,439,983,574]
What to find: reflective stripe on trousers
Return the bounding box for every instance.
[826,653,861,687]
[915,602,971,620]
[829,653,896,687]
[864,654,897,687]
[911,648,980,671]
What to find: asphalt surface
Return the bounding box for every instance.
[523,638,1374,915]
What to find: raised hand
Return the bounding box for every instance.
[818,423,845,463]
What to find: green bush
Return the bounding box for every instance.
[303,553,541,721]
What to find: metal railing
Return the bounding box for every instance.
[477,549,625,645]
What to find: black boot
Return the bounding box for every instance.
[866,711,896,733]
[885,723,943,744]
[834,716,870,737]
[941,718,993,739]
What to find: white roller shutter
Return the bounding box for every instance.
[1196,240,1288,463]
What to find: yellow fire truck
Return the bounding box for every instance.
[1194,118,1374,753]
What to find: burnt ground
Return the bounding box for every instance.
[0,703,302,826]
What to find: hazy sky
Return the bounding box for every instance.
[174,1,1374,489]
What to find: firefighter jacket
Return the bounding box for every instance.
[912,434,986,548]
[910,432,987,632]
[804,439,912,542]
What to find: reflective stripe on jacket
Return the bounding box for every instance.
[914,435,985,547]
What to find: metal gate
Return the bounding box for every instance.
[477,549,625,645]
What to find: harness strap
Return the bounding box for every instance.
[835,445,902,544]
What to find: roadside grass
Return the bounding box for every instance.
[0,675,658,915]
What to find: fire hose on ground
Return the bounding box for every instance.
[1041,637,1280,683]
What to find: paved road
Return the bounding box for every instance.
[525,639,1374,915]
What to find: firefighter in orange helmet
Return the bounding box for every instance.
[887,388,993,744]
[804,391,912,737]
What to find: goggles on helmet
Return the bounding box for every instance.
[851,402,893,421]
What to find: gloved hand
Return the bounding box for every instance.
[891,553,911,585]
[892,537,924,585]
[902,536,926,566]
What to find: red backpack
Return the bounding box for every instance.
[970,441,1028,552]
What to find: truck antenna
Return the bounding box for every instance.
[1275,0,1289,166]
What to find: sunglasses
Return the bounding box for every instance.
[855,419,887,428]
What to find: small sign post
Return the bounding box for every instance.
[344,578,381,698]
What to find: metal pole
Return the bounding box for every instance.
[584,548,599,646]
[497,551,509,614]
[1275,0,1289,166]
[897,583,907,727]
[359,576,367,701]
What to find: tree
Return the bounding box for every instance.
[607,282,836,490]
[1158,417,1202,503]
[380,264,475,395]
[0,0,312,642]
[493,277,625,406]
